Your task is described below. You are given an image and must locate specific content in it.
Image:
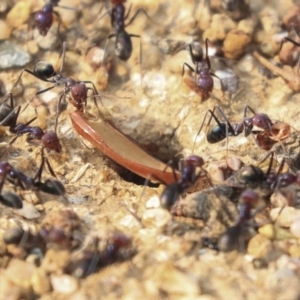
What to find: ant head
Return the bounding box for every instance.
[252,113,273,130]
[70,82,88,103]
[242,117,253,137]
[41,131,62,152]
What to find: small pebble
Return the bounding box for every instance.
[265,268,300,299]
[247,233,273,258]
[153,262,201,295]
[289,244,300,257]
[6,1,31,28]
[259,224,295,240]
[0,20,12,40]
[41,249,71,273]
[146,196,161,208]
[142,208,171,229]
[290,219,300,238]
[51,274,79,294]
[223,30,251,60]
[5,259,36,290]
[0,41,31,69]
[15,202,41,219]
[203,14,236,42]
[237,54,255,73]
[270,207,300,227]
[31,268,52,295]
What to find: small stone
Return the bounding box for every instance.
[0,41,31,69]
[223,30,252,60]
[237,54,255,73]
[270,207,300,227]
[31,268,51,295]
[270,188,296,208]
[145,196,161,208]
[0,231,7,255]
[153,262,201,295]
[0,20,12,40]
[214,68,239,94]
[6,1,31,28]
[5,259,36,290]
[41,249,71,273]
[0,274,23,300]
[51,274,79,294]
[289,244,300,257]
[290,219,300,238]
[203,14,236,42]
[265,269,300,299]
[259,224,295,240]
[6,244,27,259]
[142,208,171,229]
[237,18,255,36]
[247,233,273,258]
[15,202,41,219]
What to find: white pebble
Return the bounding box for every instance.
[146,196,161,208]
[51,274,79,294]
[15,202,41,219]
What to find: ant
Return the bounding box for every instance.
[192,105,290,151]
[217,189,262,252]
[13,42,102,131]
[29,0,77,37]
[101,0,152,62]
[182,39,223,101]
[157,155,205,210]
[0,93,61,154]
[0,149,65,198]
[71,232,132,278]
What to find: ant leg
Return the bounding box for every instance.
[243,105,256,118]
[162,160,179,183]
[279,37,300,52]
[54,92,66,133]
[124,3,132,20]
[210,73,225,93]
[204,38,211,70]
[125,8,154,27]
[0,106,21,127]
[13,69,53,90]
[57,41,67,73]
[129,34,143,89]
[100,33,116,69]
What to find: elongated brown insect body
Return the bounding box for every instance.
[70,111,179,184]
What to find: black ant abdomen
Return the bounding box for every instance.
[33,62,56,80]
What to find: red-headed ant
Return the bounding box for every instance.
[182,39,223,101]
[157,155,205,210]
[0,93,61,155]
[192,105,291,152]
[13,42,103,131]
[0,150,65,199]
[29,0,77,37]
[70,232,132,278]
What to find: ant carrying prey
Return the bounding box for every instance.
[192,105,291,151]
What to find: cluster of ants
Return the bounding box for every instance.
[2,0,300,279]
